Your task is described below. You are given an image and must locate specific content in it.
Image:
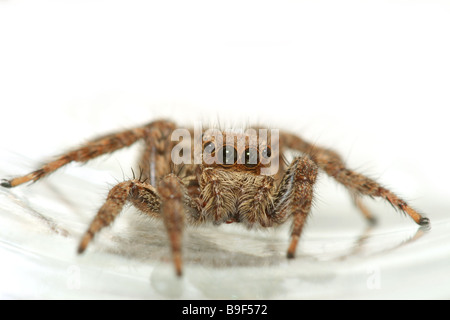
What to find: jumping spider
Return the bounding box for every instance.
[1,119,429,276]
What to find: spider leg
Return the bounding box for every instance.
[351,192,377,225]
[1,120,176,188]
[77,179,161,254]
[280,131,429,226]
[157,174,187,276]
[136,121,177,186]
[270,156,319,259]
[78,174,191,277]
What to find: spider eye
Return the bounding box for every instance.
[203,141,216,156]
[217,145,238,166]
[261,146,272,159]
[243,147,259,168]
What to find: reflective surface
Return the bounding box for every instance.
[1,0,450,301]
[1,152,449,299]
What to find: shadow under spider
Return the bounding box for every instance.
[97,212,430,271]
[92,215,430,299]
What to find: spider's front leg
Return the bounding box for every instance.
[280,131,429,226]
[157,174,187,276]
[77,179,161,253]
[78,174,190,277]
[271,156,319,259]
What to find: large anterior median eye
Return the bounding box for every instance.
[243,147,259,168]
[217,145,238,166]
[261,146,272,159]
[203,141,216,156]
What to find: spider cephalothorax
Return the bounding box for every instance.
[1,119,429,276]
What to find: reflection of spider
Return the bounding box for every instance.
[1,119,429,276]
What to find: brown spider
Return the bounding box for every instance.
[1,119,429,276]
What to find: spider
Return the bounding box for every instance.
[1,119,429,276]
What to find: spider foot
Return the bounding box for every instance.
[1,179,12,188]
[77,232,93,254]
[419,217,430,227]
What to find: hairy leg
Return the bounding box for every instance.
[270,156,319,258]
[280,131,429,226]
[137,120,177,186]
[157,174,187,276]
[1,120,176,188]
[78,174,191,277]
[351,192,377,225]
[78,179,161,253]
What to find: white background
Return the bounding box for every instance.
[0,0,449,299]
